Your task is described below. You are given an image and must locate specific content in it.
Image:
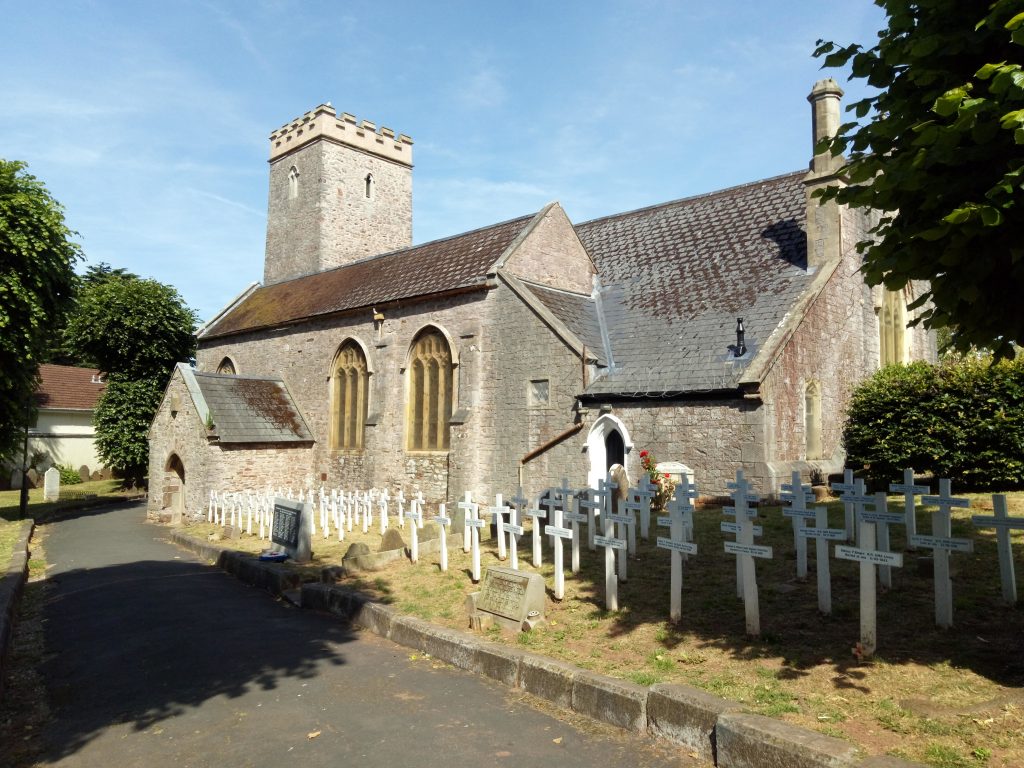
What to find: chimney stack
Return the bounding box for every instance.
[807,78,844,176]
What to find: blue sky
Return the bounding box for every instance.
[1,1,885,323]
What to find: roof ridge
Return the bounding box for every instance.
[265,211,538,287]
[575,169,805,229]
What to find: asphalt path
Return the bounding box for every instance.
[31,502,697,767]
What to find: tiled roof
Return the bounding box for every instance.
[574,171,812,395]
[194,372,313,444]
[202,214,536,339]
[524,282,606,362]
[35,364,105,410]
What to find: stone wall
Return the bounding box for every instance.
[503,205,596,294]
[264,139,412,284]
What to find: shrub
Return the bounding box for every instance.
[843,357,1024,490]
[57,464,82,485]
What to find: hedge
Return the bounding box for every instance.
[842,357,1024,490]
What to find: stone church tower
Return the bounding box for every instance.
[263,104,414,284]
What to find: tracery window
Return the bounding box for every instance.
[216,357,236,375]
[331,342,368,451]
[880,289,908,365]
[406,329,453,451]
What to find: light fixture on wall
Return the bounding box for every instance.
[735,318,747,357]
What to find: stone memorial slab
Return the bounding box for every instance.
[43,466,60,502]
[467,566,546,632]
[271,497,313,563]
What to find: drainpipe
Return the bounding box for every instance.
[517,422,585,488]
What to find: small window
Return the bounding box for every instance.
[217,357,236,375]
[804,381,822,460]
[364,172,374,200]
[288,166,299,200]
[529,379,550,406]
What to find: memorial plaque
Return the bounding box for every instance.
[271,497,312,563]
[724,541,773,559]
[546,525,572,539]
[471,566,546,630]
[835,545,903,567]
[721,521,764,536]
[656,537,697,554]
[908,534,973,553]
[594,535,626,550]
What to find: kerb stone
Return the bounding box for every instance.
[389,616,479,671]
[572,670,648,733]
[716,712,859,768]
[647,683,738,763]
[519,654,577,709]
[472,642,524,687]
[352,601,394,638]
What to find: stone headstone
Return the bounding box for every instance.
[90,471,102,481]
[656,461,695,487]
[467,566,546,632]
[223,524,241,540]
[343,542,371,560]
[271,497,313,563]
[380,527,407,552]
[26,468,40,488]
[43,466,60,502]
[78,465,90,483]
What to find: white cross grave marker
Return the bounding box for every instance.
[657,478,698,622]
[595,502,626,611]
[488,494,510,561]
[576,488,602,555]
[917,479,973,628]
[208,490,216,522]
[503,492,524,570]
[861,491,906,589]
[413,490,425,528]
[434,503,451,573]
[798,505,846,614]
[524,497,547,568]
[406,500,422,563]
[465,500,484,582]
[830,468,857,542]
[890,469,929,551]
[836,513,904,657]
[458,492,475,553]
[396,489,406,529]
[557,480,586,574]
[972,494,1024,604]
[781,471,815,580]
[724,470,770,635]
[545,489,572,600]
[635,476,657,541]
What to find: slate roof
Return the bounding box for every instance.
[573,171,813,395]
[201,214,536,339]
[35,364,105,410]
[193,372,312,443]
[525,282,606,361]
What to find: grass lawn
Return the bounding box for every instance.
[0,479,142,523]
[0,518,23,572]
[183,492,1024,767]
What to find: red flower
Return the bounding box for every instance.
[640,450,648,457]
[664,473,670,479]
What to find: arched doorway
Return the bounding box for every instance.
[586,414,633,488]
[163,454,185,517]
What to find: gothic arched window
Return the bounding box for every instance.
[288,166,299,200]
[880,289,907,365]
[406,329,453,451]
[216,357,236,375]
[331,342,368,451]
[364,172,374,200]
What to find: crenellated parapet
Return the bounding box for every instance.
[269,104,413,166]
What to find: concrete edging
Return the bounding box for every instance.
[0,519,35,702]
[170,530,926,768]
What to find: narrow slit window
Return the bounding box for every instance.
[288,166,299,200]
[364,172,374,199]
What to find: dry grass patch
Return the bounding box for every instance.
[180,492,1024,767]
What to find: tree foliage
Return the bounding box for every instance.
[0,159,80,460]
[814,0,1024,359]
[843,358,1024,489]
[93,376,166,485]
[64,275,197,379]
[64,274,197,482]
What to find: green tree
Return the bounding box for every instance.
[64,275,197,483]
[0,159,81,461]
[814,0,1024,359]
[64,276,197,379]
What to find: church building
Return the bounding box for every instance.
[147,79,934,521]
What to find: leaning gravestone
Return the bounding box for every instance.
[380,527,407,552]
[271,496,313,563]
[466,566,545,632]
[43,466,60,502]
